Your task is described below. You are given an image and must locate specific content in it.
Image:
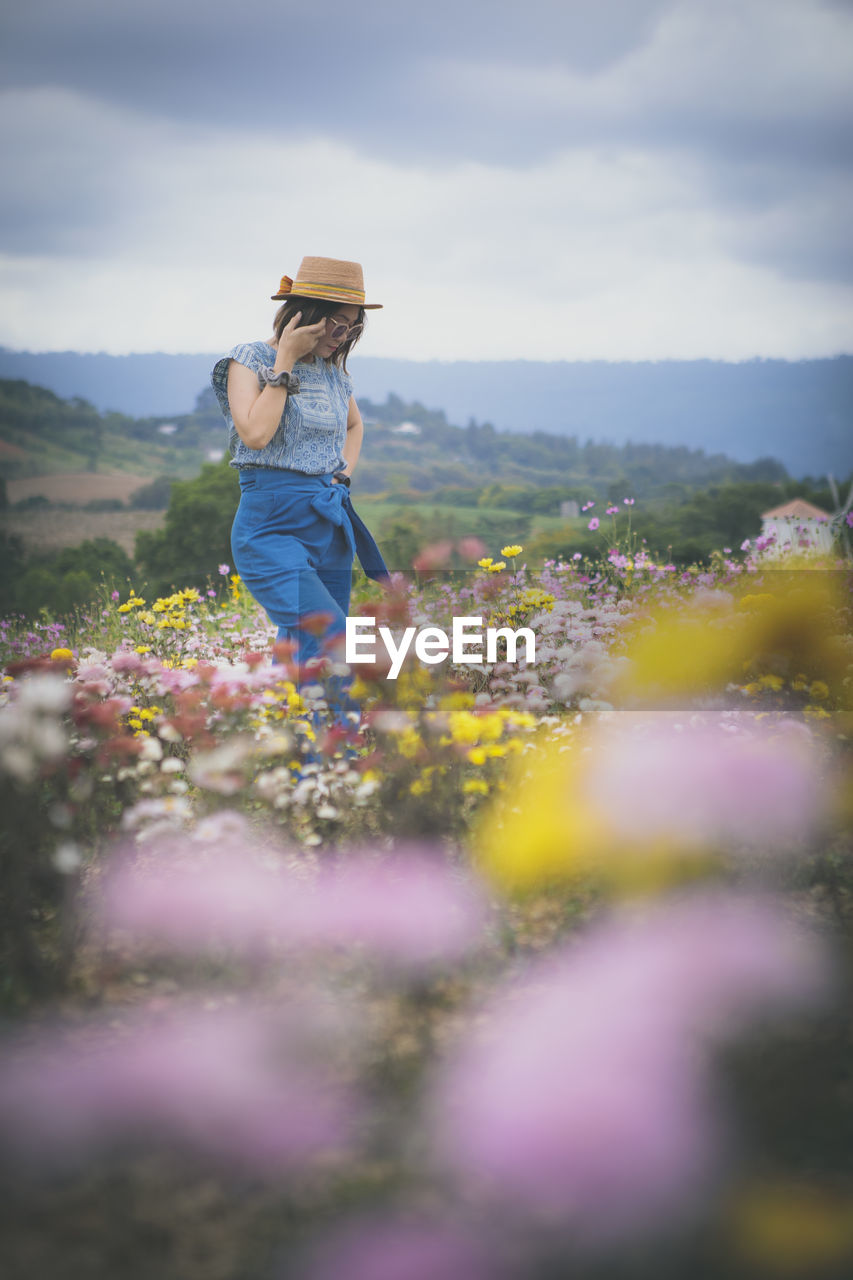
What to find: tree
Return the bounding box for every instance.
[134,459,240,595]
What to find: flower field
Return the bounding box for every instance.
[1,534,852,1279]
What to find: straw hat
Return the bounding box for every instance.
[271,256,382,308]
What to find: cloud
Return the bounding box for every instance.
[0,0,851,358]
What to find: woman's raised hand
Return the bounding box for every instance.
[275,311,327,366]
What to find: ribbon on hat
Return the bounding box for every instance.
[276,275,293,295]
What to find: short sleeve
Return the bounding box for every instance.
[211,342,270,421]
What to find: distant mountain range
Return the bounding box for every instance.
[0,347,850,479]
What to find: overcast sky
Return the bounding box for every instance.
[1,0,852,361]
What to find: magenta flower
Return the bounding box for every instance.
[581,501,595,512]
[430,891,829,1240]
[606,505,619,515]
[588,517,600,531]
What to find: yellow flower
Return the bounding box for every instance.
[467,746,487,765]
[487,561,507,573]
[477,557,494,569]
[138,611,156,625]
[804,705,830,721]
[501,544,523,558]
[759,674,785,692]
[135,645,152,654]
[463,778,490,795]
[809,681,829,702]
[50,647,74,662]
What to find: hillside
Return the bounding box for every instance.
[1,348,851,478]
[0,378,222,483]
[0,377,793,509]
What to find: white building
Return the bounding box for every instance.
[760,498,834,557]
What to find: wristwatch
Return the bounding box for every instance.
[333,471,351,488]
[257,366,300,393]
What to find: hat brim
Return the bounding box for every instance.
[271,291,382,308]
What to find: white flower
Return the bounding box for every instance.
[139,736,164,762]
[52,842,82,874]
[17,675,72,714]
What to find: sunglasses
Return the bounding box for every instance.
[327,317,364,342]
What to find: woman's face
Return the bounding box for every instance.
[312,304,362,359]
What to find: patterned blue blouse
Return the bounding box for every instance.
[211,340,352,474]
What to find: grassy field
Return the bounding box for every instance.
[7,472,152,505]
[1,505,164,556]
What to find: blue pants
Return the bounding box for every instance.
[231,469,356,668]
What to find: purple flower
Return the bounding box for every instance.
[581,501,595,512]
[0,999,355,1172]
[296,1217,496,1280]
[95,833,487,971]
[430,891,829,1240]
[582,715,824,852]
[623,497,635,505]
[741,539,751,551]
[846,511,853,528]
[218,563,230,575]
[588,517,600,531]
[110,590,120,601]
[606,505,619,515]
[572,552,582,561]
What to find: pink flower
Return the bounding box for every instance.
[582,715,824,852]
[588,517,600,531]
[581,501,595,512]
[297,1217,495,1280]
[110,651,146,675]
[606,505,619,515]
[412,540,454,571]
[430,891,829,1240]
[95,833,487,971]
[623,497,635,505]
[457,536,487,561]
[0,1000,355,1173]
[218,563,230,575]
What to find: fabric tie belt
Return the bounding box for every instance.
[309,483,390,584]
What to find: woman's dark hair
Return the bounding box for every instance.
[273,297,365,373]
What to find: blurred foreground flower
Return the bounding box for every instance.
[476,713,827,894]
[95,825,488,972]
[294,1215,497,1280]
[430,891,831,1243]
[0,999,355,1174]
[613,571,852,707]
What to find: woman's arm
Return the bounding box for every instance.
[226,312,326,451]
[337,396,364,477]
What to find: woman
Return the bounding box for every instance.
[211,256,388,697]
